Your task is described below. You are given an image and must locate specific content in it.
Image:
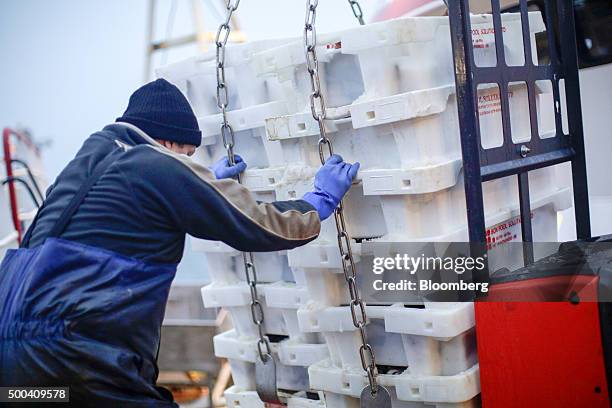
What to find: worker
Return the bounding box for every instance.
[0,79,359,407]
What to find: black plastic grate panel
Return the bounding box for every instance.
[448,0,591,252]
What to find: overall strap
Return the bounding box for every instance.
[21,145,125,247]
[48,147,124,239]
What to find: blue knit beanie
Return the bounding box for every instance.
[117,79,201,147]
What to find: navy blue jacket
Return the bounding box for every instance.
[25,122,321,261]
[0,123,320,407]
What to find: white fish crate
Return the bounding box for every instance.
[253,44,363,117]
[265,80,556,179]
[265,85,458,175]
[297,303,475,374]
[197,102,289,168]
[160,54,284,167]
[157,40,293,175]
[310,361,480,405]
[287,186,569,308]
[156,38,292,117]
[227,357,309,393]
[254,13,544,112]
[285,180,571,260]
[202,281,331,344]
[214,329,328,392]
[322,390,480,408]
[358,172,570,242]
[340,13,543,100]
[289,255,398,308]
[224,386,326,408]
[157,39,295,169]
[195,245,294,284]
[202,281,310,340]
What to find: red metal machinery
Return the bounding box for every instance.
[477,246,611,407]
[2,127,43,244]
[375,0,611,406]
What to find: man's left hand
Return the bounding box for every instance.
[210,155,247,179]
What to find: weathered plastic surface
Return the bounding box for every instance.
[310,360,480,403]
[215,330,328,392]
[298,303,476,374]
[202,282,316,340]
[225,386,325,408]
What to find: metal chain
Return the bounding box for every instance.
[215,0,273,365]
[304,0,385,399]
[216,0,239,166]
[347,0,365,25]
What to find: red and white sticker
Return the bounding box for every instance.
[486,212,535,250]
[478,87,514,117]
[471,25,507,49]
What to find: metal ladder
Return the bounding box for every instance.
[143,0,246,82]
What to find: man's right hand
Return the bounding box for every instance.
[302,154,360,221]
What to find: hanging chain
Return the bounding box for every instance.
[215,0,273,366]
[304,0,386,401]
[347,0,365,25]
[216,0,240,167]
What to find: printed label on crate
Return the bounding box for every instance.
[472,25,507,49]
[478,87,514,117]
[486,212,534,250]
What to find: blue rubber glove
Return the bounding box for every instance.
[210,155,247,179]
[302,154,360,221]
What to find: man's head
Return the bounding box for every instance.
[117,79,201,155]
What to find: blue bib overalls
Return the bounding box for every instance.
[0,148,178,407]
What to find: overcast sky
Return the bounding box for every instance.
[0,0,385,178]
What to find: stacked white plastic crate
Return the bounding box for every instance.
[158,38,332,407]
[158,12,571,408]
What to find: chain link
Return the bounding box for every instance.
[303,0,383,398]
[347,0,365,25]
[215,0,272,365]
